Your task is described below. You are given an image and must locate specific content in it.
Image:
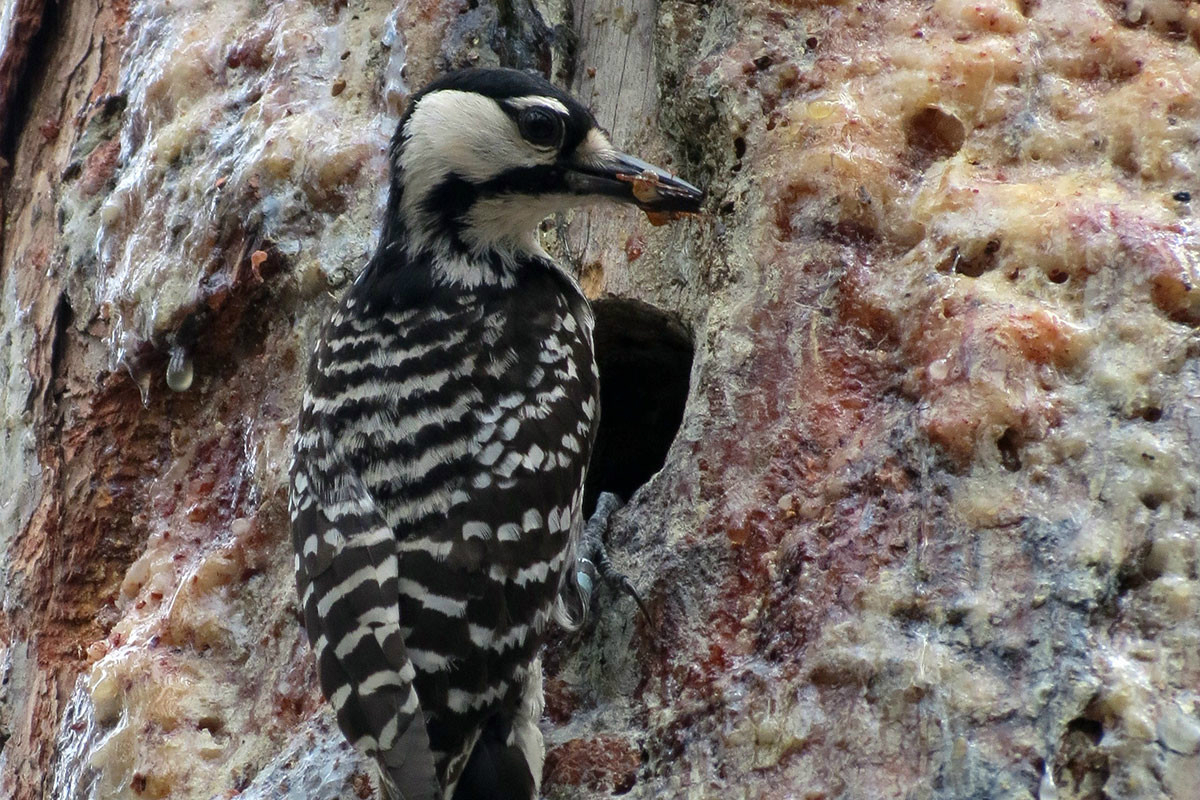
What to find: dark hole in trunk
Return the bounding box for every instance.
[584,298,693,517]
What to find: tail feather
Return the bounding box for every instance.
[376,705,440,800]
[292,444,440,800]
[449,716,536,800]
[449,661,544,800]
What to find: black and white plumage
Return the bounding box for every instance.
[289,68,703,800]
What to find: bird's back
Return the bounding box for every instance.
[292,250,598,795]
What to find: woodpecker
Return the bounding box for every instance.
[289,68,703,800]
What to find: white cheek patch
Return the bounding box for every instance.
[394,89,596,263]
[400,90,554,192]
[398,90,562,248]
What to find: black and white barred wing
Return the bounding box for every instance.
[397,366,598,660]
[386,323,597,795]
[290,431,440,800]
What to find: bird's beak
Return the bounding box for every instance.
[565,148,705,218]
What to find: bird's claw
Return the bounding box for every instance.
[576,492,652,627]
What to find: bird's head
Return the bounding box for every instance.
[382,68,704,283]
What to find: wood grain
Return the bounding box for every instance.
[566,0,665,298]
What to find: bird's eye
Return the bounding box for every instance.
[518,108,563,148]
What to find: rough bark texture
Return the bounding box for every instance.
[3,1,1200,799]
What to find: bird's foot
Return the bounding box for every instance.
[576,492,652,626]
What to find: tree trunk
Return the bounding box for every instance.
[3,1,1200,799]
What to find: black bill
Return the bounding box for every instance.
[566,150,705,215]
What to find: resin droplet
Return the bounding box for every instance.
[136,372,152,407]
[166,345,193,392]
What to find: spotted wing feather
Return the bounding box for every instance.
[290,426,440,800]
[333,270,599,795]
